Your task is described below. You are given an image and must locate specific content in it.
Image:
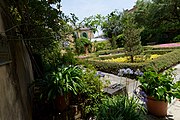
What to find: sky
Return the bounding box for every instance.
[61,0,137,21]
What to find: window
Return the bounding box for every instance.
[81,32,88,38]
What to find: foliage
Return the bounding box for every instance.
[6,0,73,54]
[95,41,111,51]
[103,54,161,63]
[101,10,123,48]
[32,65,84,101]
[93,53,125,60]
[138,68,180,102]
[134,0,180,44]
[42,43,77,73]
[96,95,146,120]
[173,35,180,42]
[81,60,145,76]
[81,49,180,75]
[75,37,92,55]
[79,66,108,119]
[144,49,172,55]
[96,48,124,55]
[82,14,105,34]
[122,12,143,62]
[146,49,180,71]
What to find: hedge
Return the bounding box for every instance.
[81,60,146,75]
[92,53,125,60]
[144,49,172,55]
[151,46,180,50]
[81,49,180,75]
[96,48,124,55]
[87,49,172,61]
[144,49,180,72]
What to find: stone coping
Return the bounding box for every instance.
[0,60,12,66]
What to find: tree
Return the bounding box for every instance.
[134,0,180,44]
[3,0,74,57]
[122,12,143,63]
[101,10,123,48]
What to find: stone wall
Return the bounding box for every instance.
[0,62,26,120]
[0,1,33,120]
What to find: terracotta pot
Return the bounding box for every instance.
[55,94,70,112]
[146,96,168,117]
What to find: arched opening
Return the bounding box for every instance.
[81,32,88,38]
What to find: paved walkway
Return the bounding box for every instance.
[100,64,180,120]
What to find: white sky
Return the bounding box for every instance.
[61,0,137,20]
[61,0,137,37]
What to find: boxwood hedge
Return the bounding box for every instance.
[91,53,125,60]
[81,49,180,75]
[143,49,172,55]
[96,48,124,55]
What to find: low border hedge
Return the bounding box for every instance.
[144,49,172,55]
[145,49,180,72]
[81,49,180,75]
[96,48,124,55]
[91,53,125,60]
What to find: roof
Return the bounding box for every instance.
[79,28,91,31]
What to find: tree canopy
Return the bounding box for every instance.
[134,0,180,44]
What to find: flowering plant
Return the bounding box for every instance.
[138,68,180,103]
[118,68,144,95]
[118,68,143,78]
[133,89,147,103]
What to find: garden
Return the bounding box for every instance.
[4,0,180,120]
[30,1,180,119]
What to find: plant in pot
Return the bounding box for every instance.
[32,65,84,112]
[138,68,180,117]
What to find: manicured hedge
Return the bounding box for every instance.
[145,49,180,72]
[96,48,124,55]
[144,49,172,55]
[92,53,125,60]
[81,60,146,75]
[82,49,180,75]
[151,46,180,50]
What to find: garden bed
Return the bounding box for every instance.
[80,49,180,75]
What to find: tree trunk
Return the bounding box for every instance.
[130,55,134,63]
[84,45,89,55]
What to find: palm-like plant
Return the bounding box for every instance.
[32,65,84,101]
[97,95,146,120]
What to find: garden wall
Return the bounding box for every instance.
[0,62,26,120]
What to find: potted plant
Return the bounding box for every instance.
[138,68,180,117]
[32,65,84,112]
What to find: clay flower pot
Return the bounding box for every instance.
[55,94,70,112]
[146,96,168,117]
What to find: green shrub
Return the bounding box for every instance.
[173,35,180,42]
[80,66,108,119]
[144,49,172,55]
[82,60,145,75]
[82,49,180,75]
[95,41,111,51]
[92,53,125,60]
[145,49,180,72]
[151,46,180,50]
[96,48,124,55]
[96,95,146,120]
